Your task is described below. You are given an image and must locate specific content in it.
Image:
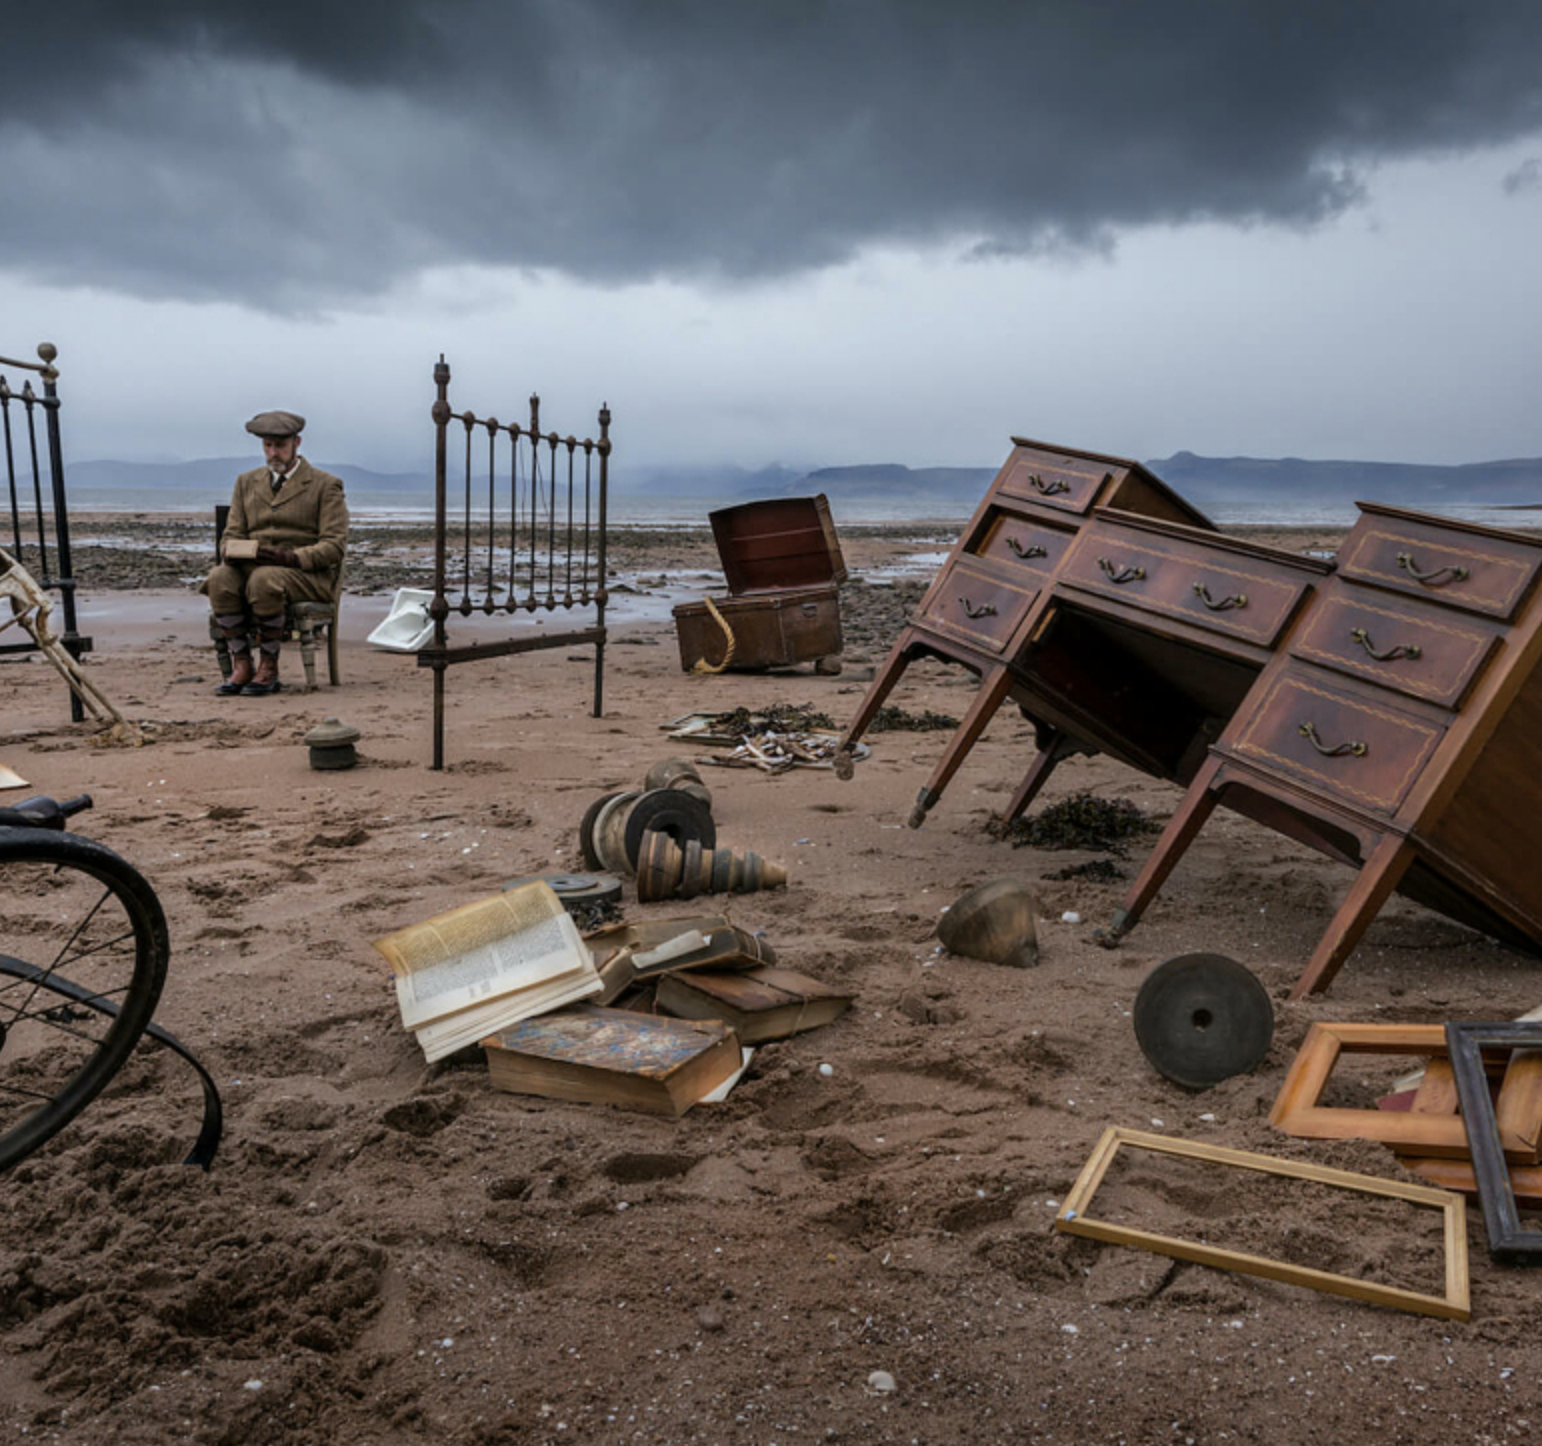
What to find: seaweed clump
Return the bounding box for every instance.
[1041,858,1126,883]
[708,702,836,733]
[868,704,960,733]
[571,898,626,934]
[985,793,1160,855]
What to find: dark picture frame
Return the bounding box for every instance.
[1445,1022,1542,1263]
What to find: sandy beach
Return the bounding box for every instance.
[3,515,1540,1445]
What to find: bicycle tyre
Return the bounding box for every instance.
[0,827,170,1171]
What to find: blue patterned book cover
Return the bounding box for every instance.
[486,1004,732,1081]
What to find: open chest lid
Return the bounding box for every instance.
[708,493,848,595]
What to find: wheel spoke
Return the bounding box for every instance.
[5,983,135,1026]
[2,882,129,1022]
[0,930,138,1001]
[0,1081,62,1103]
[0,832,168,1170]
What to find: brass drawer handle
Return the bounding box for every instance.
[1007,536,1048,560]
[1025,473,1070,497]
[1397,552,1469,587]
[1351,626,1421,662]
[1097,557,1146,585]
[1193,582,1248,611]
[1299,721,1367,757]
[959,596,998,619]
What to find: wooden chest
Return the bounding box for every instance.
[674,495,847,672]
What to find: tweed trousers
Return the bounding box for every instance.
[206,562,336,617]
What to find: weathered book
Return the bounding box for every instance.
[586,915,776,1006]
[371,882,602,1062]
[653,965,852,1043]
[482,1004,742,1116]
[223,537,260,560]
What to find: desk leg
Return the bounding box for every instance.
[1103,763,1222,941]
[1288,834,1415,1000]
[834,628,918,780]
[908,663,1014,828]
[1000,727,1077,825]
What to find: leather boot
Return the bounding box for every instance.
[241,650,283,696]
[242,614,286,695]
[214,612,255,696]
[215,651,254,696]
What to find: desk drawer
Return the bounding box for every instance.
[970,510,1073,579]
[1337,514,1542,620]
[1058,529,1314,648]
[919,560,1038,654]
[1229,668,1445,816]
[994,446,1113,517]
[1291,590,1502,710]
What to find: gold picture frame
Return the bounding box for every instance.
[1269,1022,1542,1163]
[1055,1127,1470,1321]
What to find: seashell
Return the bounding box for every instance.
[936,877,1038,968]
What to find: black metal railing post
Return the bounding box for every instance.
[594,401,611,718]
[39,345,85,721]
[429,355,452,771]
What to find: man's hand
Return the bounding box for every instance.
[256,545,301,568]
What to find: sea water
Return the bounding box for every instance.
[63,487,1542,530]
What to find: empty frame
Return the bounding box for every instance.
[1270,1023,1542,1163]
[1055,1127,1470,1320]
[1446,1023,1542,1263]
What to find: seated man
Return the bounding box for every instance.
[206,410,349,696]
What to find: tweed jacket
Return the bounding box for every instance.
[222,458,349,575]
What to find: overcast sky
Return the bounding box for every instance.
[3,1,1541,473]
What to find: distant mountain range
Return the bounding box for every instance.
[64,450,1542,510]
[1153,452,1542,511]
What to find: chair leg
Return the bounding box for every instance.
[297,617,319,693]
[326,617,340,686]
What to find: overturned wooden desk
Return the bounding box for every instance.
[836,440,1542,997]
[1112,503,1542,998]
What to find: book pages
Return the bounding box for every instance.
[371,882,594,1032]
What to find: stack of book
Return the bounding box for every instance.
[375,891,853,1114]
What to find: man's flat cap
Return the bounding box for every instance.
[245,409,306,438]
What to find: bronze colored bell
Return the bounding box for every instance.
[936,877,1038,968]
[635,829,788,903]
[304,717,361,770]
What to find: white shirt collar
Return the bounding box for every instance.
[269,458,302,487]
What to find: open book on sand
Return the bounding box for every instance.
[584,914,777,1005]
[371,881,602,1062]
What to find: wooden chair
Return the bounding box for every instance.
[209,504,343,692]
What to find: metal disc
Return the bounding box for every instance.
[578,791,628,872]
[503,871,623,913]
[622,789,717,871]
[1132,952,1274,1090]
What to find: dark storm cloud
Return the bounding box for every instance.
[5,0,1542,306]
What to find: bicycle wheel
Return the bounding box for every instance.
[0,827,169,1171]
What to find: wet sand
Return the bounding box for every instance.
[4,515,1541,1445]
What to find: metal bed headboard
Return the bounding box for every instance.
[1,343,91,721]
[419,355,611,768]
